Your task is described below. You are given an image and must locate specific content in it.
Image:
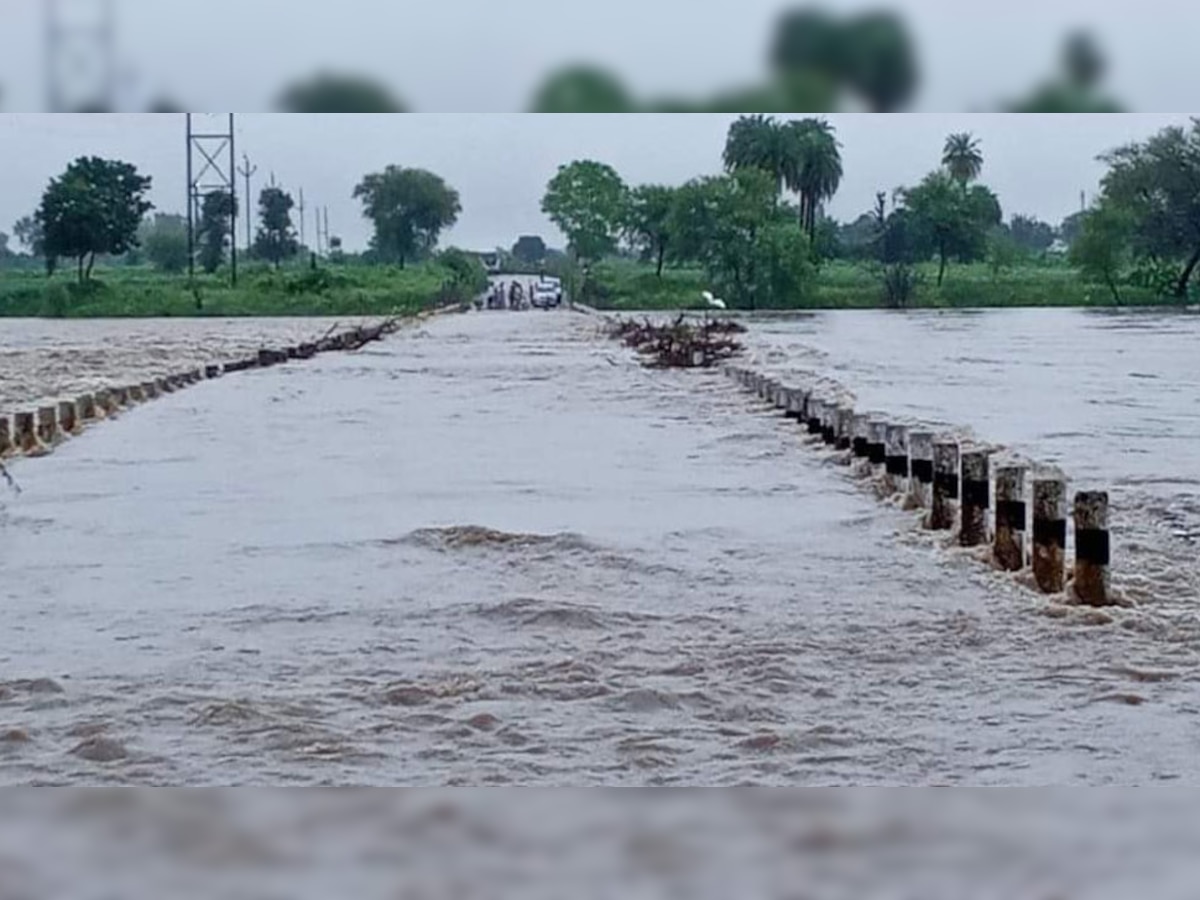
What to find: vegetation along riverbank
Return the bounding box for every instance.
[4,115,1200,314]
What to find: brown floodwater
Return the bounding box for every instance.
[2,308,1200,788]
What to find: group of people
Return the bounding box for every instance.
[480,277,563,311]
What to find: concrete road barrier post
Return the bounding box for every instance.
[112,386,130,407]
[37,406,59,446]
[930,440,960,530]
[806,399,823,436]
[885,425,909,490]
[851,414,870,458]
[1073,491,1111,606]
[908,431,933,508]
[835,406,854,451]
[821,403,837,445]
[0,417,11,457]
[76,394,98,422]
[15,413,38,453]
[1032,478,1067,593]
[867,422,888,470]
[128,385,145,403]
[960,449,990,547]
[994,465,1027,571]
[205,364,222,379]
[58,400,80,436]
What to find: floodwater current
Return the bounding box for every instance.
[2,308,1200,788]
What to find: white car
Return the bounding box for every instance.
[532,283,561,308]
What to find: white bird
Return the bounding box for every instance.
[701,291,726,310]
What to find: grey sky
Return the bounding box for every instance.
[0,113,1190,253]
[1,0,1198,112]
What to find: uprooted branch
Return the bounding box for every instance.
[607,315,746,368]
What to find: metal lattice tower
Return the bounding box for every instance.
[45,0,117,111]
[186,114,238,285]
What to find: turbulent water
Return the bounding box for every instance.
[2,308,1200,787]
[0,316,378,413]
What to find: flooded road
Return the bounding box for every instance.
[2,309,1200,785]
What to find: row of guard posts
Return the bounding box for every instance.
[724,365,1112,607]
[1,321,402,463]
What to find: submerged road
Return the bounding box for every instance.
[1,310,1198,785]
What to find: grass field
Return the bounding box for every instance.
[0,261,479,318]
[589,258,1164,311]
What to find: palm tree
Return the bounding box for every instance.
[723,115,842,239]
[723,114,797,197]
[942,132,983,184]
[786,119,843,238]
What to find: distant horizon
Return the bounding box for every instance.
[0,113,1190,256]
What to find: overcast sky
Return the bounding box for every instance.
[0,113,1190,252]
[2,1,1199,112]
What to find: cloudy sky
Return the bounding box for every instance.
[0,113,1190,252]
[1,0,1198,112]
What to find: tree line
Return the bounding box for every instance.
[5,158,464,283]
[542,114,1200,308]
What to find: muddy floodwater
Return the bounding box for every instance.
[2,308,1200,786]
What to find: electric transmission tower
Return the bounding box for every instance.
[186,113,238,285]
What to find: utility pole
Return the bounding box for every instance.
[298,188,307,251]
[237,153,258,254]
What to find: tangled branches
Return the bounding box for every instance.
[608,315,746,368]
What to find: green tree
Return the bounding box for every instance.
[723,114,800,195]
[666,168,797,309]
[1005,31,1123,112]
[276,73,407,112]
[1069,203,1134,303]
[13,215,43,257]
[36,156,153,282]
[254,186,299,268]
[197,190,236,274]
[529,66,635,112]
[1009,214,1056,254]
[623,185,676,277]
[789,118,842,237]
[902,170,1001,285]
[141,213,189,274]
[986,226,1021,279]
[942,132,983,184]
[839,11,919,113]
[1099,120,1200,299]
[1059,210,1087,247]
[754,220,816,307]
[541,160,628,262]
[511,235,547,265]
[353,166,461,268]
[723,115,842,238]
[766,8,917,112]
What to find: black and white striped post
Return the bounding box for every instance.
[908,431,933,508]
[960,449,990,547]
[835,406,854,451]
[1032,477,1067,593]
[885,424,909,491]
[1073,491,1110,606]
[994,465,1026,571]
[851,414,870,459]
[867,421,888,470]
[930,440,960,531]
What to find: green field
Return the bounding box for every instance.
[587,257,1164,311]
[0,261,480,318]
